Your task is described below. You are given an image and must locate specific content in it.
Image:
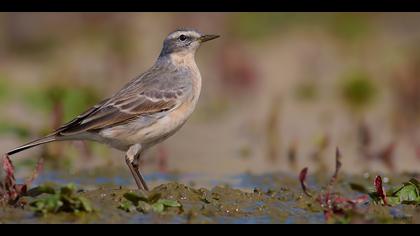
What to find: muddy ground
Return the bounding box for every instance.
[1,169,419,224]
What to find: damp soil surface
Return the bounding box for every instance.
[1,171,419,224]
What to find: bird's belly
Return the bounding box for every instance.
[136,113,188,145]
[99,100,196,149]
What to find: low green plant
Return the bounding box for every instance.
[29,184,93,215]
[350,178,420,206]
[118,191,181,214]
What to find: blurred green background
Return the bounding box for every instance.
[0,13,419,180]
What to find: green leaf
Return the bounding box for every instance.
[409,178,420,189]
[370,178,420,206]
[60,183,76,196]
[118,200,136,212]
[388,180,420,205]
[151,202,164,213]
[386,197,401,206]
[136,201,152,213]
[120,191,181,214]
[123,192,148,205]
[397,185,417,201]
[30,195,63,215]
[157,199,181,208]
[27,185,56,197]
[78,197,93,212]
[147,192,162,204]
[29,183,94,215]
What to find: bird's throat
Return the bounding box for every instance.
[168,51,196,67]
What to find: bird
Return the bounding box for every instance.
[5,29,220,191]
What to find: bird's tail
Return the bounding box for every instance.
[6,134,58,156]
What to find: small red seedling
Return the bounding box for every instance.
[374,175,388,206]
[299,167,312,197]
[0,154,43,205]
[299,147,369,222]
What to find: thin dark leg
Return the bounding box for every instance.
[125,157,146,191]
[132,162,149,191]
[132,152,149,191]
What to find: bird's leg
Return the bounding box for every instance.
[132,155,149,191]
[125,144,148,191]
[125,157,145,191]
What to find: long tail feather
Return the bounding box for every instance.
[6,135,58,156]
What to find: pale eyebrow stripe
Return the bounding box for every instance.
[168,31,200,40]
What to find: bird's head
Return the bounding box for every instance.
[159,29,219,58]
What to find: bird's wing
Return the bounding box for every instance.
[55,97,111,132]
[55,70,192,136]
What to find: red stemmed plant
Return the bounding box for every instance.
[299,148,369,221]
[0,154,43,205]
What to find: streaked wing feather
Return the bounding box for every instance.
[55,98,110,133]
[57,93,179,136]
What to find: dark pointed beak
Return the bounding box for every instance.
[199,34,220,43]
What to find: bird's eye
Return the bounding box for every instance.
[179,34,187,41]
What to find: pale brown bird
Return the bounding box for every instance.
[6,29,219,191]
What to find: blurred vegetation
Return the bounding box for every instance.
[4,32,58,59]
[0,75,32,139]
[229,13,304,40]
[294,80,319,102]
[22,85,100,123]
[194,98,230,121]
[266,95,282,163]
[0,122,30,139]
[340,71,377,113]
[229,13,372,42]
[390,49,420,135]
[0,76,12,103]
[327,14,372,43]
